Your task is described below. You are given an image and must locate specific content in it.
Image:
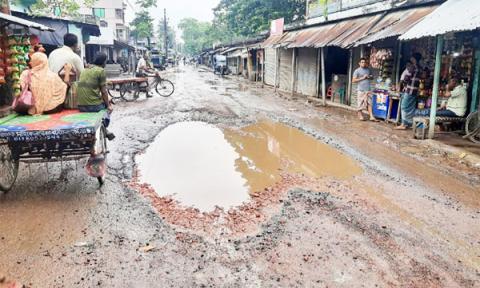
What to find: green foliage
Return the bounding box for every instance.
[130,10,154,41]
[135,0,156,8]
[178,18,212,55]
[180,0,306,55]
[15,0,97,17]
[178,18,224,56]
[213,0,306,37]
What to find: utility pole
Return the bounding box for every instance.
[164,8,168,60]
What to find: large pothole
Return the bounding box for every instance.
[135,120,362,213]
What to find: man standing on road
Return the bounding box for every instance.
[352,58,376,121]
[48,34,84,77]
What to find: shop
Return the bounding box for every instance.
[263,47,276,87]
[0,12,53,115]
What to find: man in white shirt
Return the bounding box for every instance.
[437,77,468,117]
[135,54,152,77]
[135,54,154,97]
[415,78,468,117]
[48,33,84,77]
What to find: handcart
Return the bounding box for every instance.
[0,109,109,192]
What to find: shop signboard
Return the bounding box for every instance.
[373,90,389,119]
[307,0,437,19]
[270,18,284,36]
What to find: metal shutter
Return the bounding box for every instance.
[264,48,276,86]
[296,48,318,96]
[279,48,293,92]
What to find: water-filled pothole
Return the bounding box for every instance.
[136,120,362,212]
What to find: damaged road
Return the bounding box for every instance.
[0,66,479,287]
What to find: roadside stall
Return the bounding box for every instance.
[368,37,438,122]
[0,12,110,192]
[398,0,480,140]
[0,12,53,114]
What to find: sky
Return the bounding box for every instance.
[125,0,220,41]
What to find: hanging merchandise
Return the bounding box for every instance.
[0,32,33,98]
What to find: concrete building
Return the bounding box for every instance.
[80,0,134,64]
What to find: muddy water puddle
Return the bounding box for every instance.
[136,120,362,212]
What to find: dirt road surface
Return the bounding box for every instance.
[1,66,479,287]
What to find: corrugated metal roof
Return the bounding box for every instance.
[281,14,381,49]
[261,34,286,48]
[0,12,54,31]
[400,0,480,40]
[356,5,438,45]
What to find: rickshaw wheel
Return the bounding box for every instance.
[0,145,19,193]
[466,111,480,143]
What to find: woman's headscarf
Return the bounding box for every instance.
[20,52,67,115]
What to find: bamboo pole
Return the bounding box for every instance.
[428,35,444,139]
[316,48,321,98]
[291,48,297,96]
[321,47,327,106]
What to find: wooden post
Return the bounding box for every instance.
[347,49,353,105]
[274,48,279,91]
[315,48,321,98]
[428,35,444,139]
[394,41,402,85]
[470,49,480,112]
[321,47,327,106]
[291,48,297,96]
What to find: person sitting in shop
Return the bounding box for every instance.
[436,77,467,117]
[76,52,115,140]
[20,52,70,115]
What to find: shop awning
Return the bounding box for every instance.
[114,40,135,51]
[261,34,285,48]
[221,46,241,55]
[0,12,54,31]
[88,27,114,45]
[355,5,438,46]
[264,14,382,49]
[400,0,480,40]
[228,48,247,58]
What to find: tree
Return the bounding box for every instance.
[130,10,154,45]
[15,0,97,17]
[213,0,306,37]
[135,0,156,8]
[178,18,218,56]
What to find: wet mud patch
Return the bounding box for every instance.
[131,119,363,236]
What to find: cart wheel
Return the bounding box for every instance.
[121,82,139,102]
[465,111,480,143]
[155,79,175,97]
[0,145,19,193]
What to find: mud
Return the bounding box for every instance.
[1,66,479,287]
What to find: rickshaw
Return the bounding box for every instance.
[0,109,109,192]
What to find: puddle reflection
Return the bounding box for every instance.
[136,120,362,211]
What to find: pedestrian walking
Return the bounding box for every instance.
[352,58,377,121]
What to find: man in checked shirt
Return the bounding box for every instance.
[395,53,423,130]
